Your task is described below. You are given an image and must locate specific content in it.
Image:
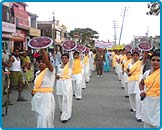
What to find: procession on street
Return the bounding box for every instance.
[2,36,160,128]
[2,2,160,128]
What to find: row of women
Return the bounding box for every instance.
[31,48,95,128]
[112,48,160,128]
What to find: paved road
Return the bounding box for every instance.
[2,68,143,128]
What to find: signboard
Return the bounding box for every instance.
[2,21,16,33]
[29,27,41,37]
[13,6,29,29]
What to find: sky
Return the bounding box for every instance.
[26,2,160,45]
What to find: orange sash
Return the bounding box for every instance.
[128,60,142,81]
[72,58,82,74]
[60,63,71,79]
[83,56,89,64]
[124,59,132,71]
[32,68,53,93]
[93,54,96,58]
[144,68,160,96]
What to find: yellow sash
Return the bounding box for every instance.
[112,54,118,67]
[122,55,127,61]
[83,56,89,64]
[128,60,142,81]
[93,54,96,59]
[32,68,53,93]
[33,87,53,93]
[72,58,82,74]
[144,69,160,96]
[60,63,71,79]
[124,59,132,71]
[120,55,127,65]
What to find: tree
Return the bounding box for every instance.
[146,2,160,16]
[68,28,99,47]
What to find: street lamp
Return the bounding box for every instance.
[52,12,55,45]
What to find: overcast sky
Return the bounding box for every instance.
[26,2,160,44]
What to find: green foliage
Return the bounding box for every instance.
[68,28,99,47]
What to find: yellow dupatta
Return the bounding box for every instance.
[32,68,53,94]
[72,58,82,74]
[112,54,118,67]
[128,60,142,81]
[93,54,96,59]
[83,56,89,64]
[144,68,160,96]
[60,62,70,79]
[124,59,132,71]
[120,55,127,65]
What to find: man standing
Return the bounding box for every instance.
[31,48,55,128]
[94,48,105,77]
[8,48,28,101]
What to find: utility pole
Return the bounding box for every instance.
[52,12,55,46]
[112,20,118,45]
[146,26,149,37]
[118,7,127,45]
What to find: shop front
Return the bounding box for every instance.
[2,21,16,53]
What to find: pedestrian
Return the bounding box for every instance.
[21,50,34,85]
[31,48,55,128]
[115,50,123,81]
[7,48,28,101]
[103,49,110,72]
[139,52,160,128]
[94,48,105,78]
[126,51,147,122]
[72,51,83,100]
[56,53,73,123]
[83,51,90,83]
[122,51,132,97]
[92,49,96,72]
[120,49,127,89]
[53,47,62,72]
[48,50,55,66]
[89,49,94,77]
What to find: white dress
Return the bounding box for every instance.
[142,70,160,127]
[31,69,55,128]
[56,54,73,121]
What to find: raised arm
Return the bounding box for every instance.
[41,49,53,72]
[142,51,148,65]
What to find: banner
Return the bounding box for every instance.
[95,40,114,48]
[13,6,29,29]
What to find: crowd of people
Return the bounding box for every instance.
[2,45,160,128]
[112,48,160,128]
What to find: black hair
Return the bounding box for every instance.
[126,51,131,55]
[13,47,20,52]
[150,52,160,60]
[61,53,69,59]
[132,52,139,56]
[73,51,79,55]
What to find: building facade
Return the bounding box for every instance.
[2,2,29,53]
[37,20,68,48]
